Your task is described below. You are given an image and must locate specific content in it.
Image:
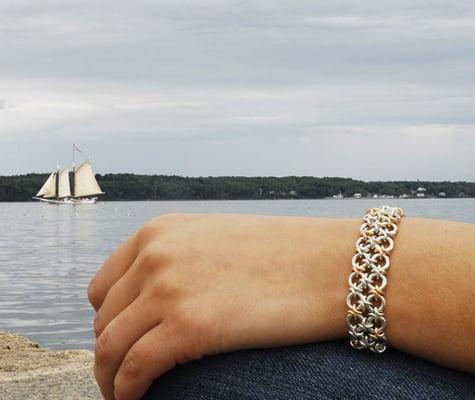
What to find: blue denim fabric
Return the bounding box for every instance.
[142,340,474,399]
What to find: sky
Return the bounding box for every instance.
[1,0,474,181]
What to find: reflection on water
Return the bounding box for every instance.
[0,199,474,350]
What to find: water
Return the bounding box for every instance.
[1,199,474,350]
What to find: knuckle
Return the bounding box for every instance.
[145,280,181,304]
[158,212,185,221]
[136,213,197,248]
[95,330,113,365]
[136,223,157,247]
[157,213,199,226]
[93,314,104,337]
[120,350,142,380]
[147,215,163,227]
[136,247,169,273]
[87,277,100,309]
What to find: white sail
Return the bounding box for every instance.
[58,168,71,198]
[74,160,104,198]
[36,172,57,198]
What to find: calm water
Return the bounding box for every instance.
[1,199,474,350]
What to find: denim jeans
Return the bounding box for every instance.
[143,340,474,399]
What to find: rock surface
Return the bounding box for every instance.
[0,331,101,400]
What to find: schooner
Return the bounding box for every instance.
[33,145,104,204]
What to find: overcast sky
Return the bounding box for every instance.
[1,1,474,180]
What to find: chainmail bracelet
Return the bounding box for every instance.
[346,205,405,353]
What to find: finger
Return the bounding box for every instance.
[94,295,162,400]
[94,241,169,336]
[113,322,190,400]
[88,233,139,311]
[93,267,140,338]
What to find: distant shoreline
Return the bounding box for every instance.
[1,174,474,202]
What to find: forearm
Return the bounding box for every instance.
[89,213,474,399]
[322,217,475,373]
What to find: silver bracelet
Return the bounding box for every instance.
[346,205,405,353]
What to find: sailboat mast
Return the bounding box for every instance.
[55,167,59,200]
[72,143,80,197]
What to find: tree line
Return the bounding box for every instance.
[0,173,474,201]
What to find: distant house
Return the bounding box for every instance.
[289,190,297,197]
[353,193,362,199]
[438,192,447,197]
[416,187,427,198]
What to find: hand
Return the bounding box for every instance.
[88,213,353,400]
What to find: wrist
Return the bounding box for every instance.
[300,217,360,342]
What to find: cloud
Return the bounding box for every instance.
[0,1,474,179]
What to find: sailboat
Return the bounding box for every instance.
[33,146,104,204]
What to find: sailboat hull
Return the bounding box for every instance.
[32,197,98,204]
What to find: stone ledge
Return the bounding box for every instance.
[0,332,101,400]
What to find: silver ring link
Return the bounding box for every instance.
[346,205,405,353]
